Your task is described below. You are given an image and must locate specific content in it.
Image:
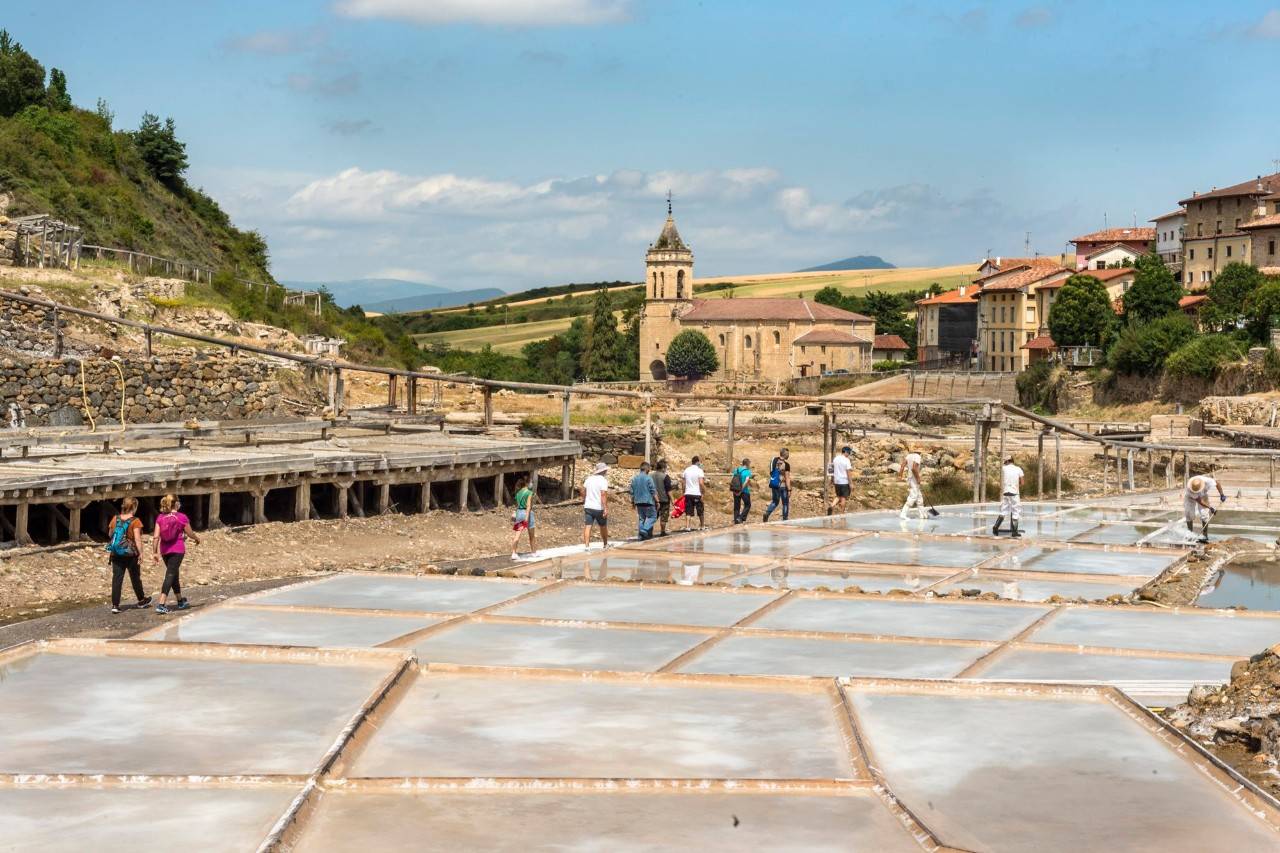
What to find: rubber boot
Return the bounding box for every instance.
[992,516,1003,536]
[1011,519,1022,539]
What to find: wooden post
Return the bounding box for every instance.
[561,462,573,500]
[972,418,982,504]
[530,469,540,496]
[377,483,391,515]
[335,484,349,519]
[348,484,365,518]
[643,397,653,464]
[822,405,832,508]
[998,424,1006,467]
[459,477,470,511]
[561,392,571,441]
[387,375,398,409]
[495,472,506,507]
[144,329,153,358]
[1102,446,1109,494]
[206,489,224,527]
[418,480,432,513]
[407,377,418,415]
[1116,447,1123,492]
[469,480,483,510]
[52,306,63,358]
[294,482,310,521]
[1183,451,1189,483]
[483,387,494,430]
[334,369,345,413]
[68,503,82,541]
[328,368,338,412]
[1148,450,1155,489]
[1271,457,1276,489]
[726,402,737,471]
[1037,430,1045,498]
[252,491,267,525]
[1054,430,1061,499]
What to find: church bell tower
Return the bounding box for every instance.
[639,195,694,380]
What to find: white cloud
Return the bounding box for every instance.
[333,0,631,27]
[1247,9,1280,39]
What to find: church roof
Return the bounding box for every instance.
[650,215,689,252]
[681,298,872,323]
[792,328,871,346]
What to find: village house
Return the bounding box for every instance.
[637,207,874,381]
[914,285,978,364]
[1069,227,1155,270]
[873,334,909,362]
[1180,172,1280,287]
[1078,242,1142,271]
[973,259,1070,372]
[1151,208,1185,276]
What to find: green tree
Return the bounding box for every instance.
[0,30,45,117]
[1122,253,1182,325]
[1244,279,1280,342]
[1164,334,1244,381]
[1206,262,1263,329]
[1048,274,1114,346]
[44,67,70,110]
[133,112,189,188]
[579,287,627,380]
[665,329,719,378]
[1109,313,1197,375]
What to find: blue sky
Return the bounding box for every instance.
[10,1,1280,290]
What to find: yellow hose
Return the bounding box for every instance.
[110,358,127,431]
[78,358,96,433]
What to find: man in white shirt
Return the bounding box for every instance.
[899,448,925,520]
[581,461,610,549]
[827,446,853,515]
[1184,475,1226,542]
[992,456,1024,538]
[681,456,706,530]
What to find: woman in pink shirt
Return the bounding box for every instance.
[152,493,199,613]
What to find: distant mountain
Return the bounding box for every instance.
[279,278,505,311]
[799,256,896,273]
[361,288,506,314]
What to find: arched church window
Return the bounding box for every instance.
[676,269,685,299]
[744,335,753,349]
[718,333,725,345]
[773,331,780,345]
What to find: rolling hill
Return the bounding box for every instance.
[280,278,505,312]
[799,255,895,272]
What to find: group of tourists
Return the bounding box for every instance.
[103,494,198,614]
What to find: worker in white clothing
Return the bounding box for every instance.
[992,456,1024,538]
[1184,475,1226,543]
[827,446,853,516]
[899,447,925,520]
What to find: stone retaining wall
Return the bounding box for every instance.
[0,216,16,267]
[0,354,284,427]
[520,423,659,463]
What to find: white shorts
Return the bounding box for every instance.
[1000,492,1021,521]
[1183,498,1210,527]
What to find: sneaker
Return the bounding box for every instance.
[511,552,520,560]
[177,598,190,610]
[136,595,153,609]
[110,606,121,615]
[155,604,171,614]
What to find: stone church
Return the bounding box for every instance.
[638,206,875,381]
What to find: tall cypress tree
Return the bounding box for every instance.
[580,287,627,381]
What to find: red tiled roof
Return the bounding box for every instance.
[1179,172,1280,205]
[916,287,979,305]
[1040,268,1136,289]
[1083,242,1143,260]
[792,328,870,346]
[873,334,909,350]
[1021,335,1056,351]
[1179,294,1208,309]
[1150,209,1186,222]
[1239,213,1280,230]
[979,266,1069,293]
[680,298,871,323]
[1070,227,1155,245]
[975,257,1058,280]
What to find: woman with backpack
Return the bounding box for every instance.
[105,497,151,614]
[152,493,198,613]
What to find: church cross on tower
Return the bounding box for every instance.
[666,189,672,216]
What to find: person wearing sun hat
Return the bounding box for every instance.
[581,460,611,550]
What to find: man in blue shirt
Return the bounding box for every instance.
[630,461,659,540]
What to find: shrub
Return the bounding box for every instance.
[1015,360,1066,413]
[1048,274,1114,346]
[665,329,718,378]
[1108,313,1196,375]
[1164,334,1244,381]
[1122,253,1182,324]
[1243,279,1280,343]
[872,359,908,371]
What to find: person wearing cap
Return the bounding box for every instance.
[899,446,926,520]
[827,446,853,515]
[630,461,658,541]
[992,456,1024,538]
[581,461,611,549]
[1184,474,1226,542]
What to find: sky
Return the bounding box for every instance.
[9,1,1280,291]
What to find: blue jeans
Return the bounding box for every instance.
[636,504,657,540]
[763,486,789,521]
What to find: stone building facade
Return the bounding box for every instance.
[637,209,874,381]
[1180,172,1280,287]
[974,260,1070,372]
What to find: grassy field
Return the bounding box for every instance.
[416,262,980,353]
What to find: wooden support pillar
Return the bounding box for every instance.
[643,397,653,464]
[1271,457,1276,489]
[561,393,572,441]
[972,418,983,504]
[469,480,483,510]
[1102,446,1109,494]
[295,482,310,521]
[377,483,391,515]
[1118,448,1125,492]
[349,483,366,518]
[1183,451,1189,483]
[822,405,832,508]
[726,402,737,471]
[459,477,470,511]
[335,484,349,519]
[328,368,345,413]
[387,375,398,409]
[407,377,418,415]
[561,462,573,500]
[418,480,432,513]
[1054,430,1062,500]
[52,306,63,358]
[1148,450,1155,489]
[252,491,267,525]
[998,425,1007,466]
[495,472,506,507]
[206,491,223,529]
[68,503,83,541]
[483,387,494,430]
[530,469,540,496]
[1037,430,1045,498]
[144,329,153,358]
[15,502,33,546]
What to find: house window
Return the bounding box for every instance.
[744,335,752,349]
[1216,220,1222,234]
[1189,248,1195,260]
[1197,223,1203,236]
[718,333,725,345]
[800,345,806,354]
[1207,247,1213,259]
[1025,307,1034,322]
[772,330,780,345]
[1095,261,1106,269]
[820,345,827,354]
[1227,245,1232,258]
[1236,218,1241,230]
[1270,240,1276,255]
